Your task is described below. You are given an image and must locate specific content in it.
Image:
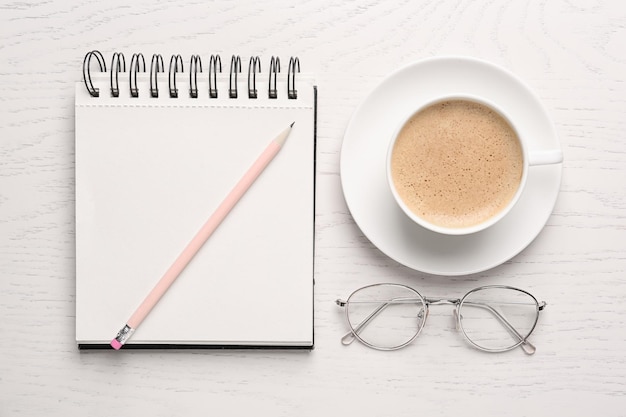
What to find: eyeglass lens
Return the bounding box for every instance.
[459,287,539,351]
[346,284,425,350]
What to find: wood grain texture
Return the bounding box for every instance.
[1,0,625,415]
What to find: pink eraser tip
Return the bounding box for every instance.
[110,339,122,350]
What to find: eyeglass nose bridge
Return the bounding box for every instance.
[424,297,461,306]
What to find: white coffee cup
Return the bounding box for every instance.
[386,94,562,235]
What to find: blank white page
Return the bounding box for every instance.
[75,69,315,348]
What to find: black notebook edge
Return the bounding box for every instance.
[78,343,314,350]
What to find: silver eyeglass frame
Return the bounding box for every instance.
[336,284,547,354]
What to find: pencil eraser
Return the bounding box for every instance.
[110,339,122,350]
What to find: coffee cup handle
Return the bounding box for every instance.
[528,149,563,166]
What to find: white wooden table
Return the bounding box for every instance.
[1,1,625,415]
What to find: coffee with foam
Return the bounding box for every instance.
[389,99,524,229]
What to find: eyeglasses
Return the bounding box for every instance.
[336,284,546,354]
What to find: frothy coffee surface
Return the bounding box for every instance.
[390,99,523,229]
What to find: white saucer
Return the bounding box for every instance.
[340,56,562,276]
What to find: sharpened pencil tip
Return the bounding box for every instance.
[274,123,294,147]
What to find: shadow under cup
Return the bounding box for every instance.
[386,95,563,236]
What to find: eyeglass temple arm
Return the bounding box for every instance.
[456,301,546,355]
[336,298,421,346]
[337,300,391,346]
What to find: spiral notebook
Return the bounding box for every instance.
[75,52,316,349]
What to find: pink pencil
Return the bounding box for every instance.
[110,122,295,350]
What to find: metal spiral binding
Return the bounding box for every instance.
[168,54,184,98]
[288,57,300,99]
[129,53,146,98]
[248,56,261,99]
[110,53,125,98]
[268,56,280,99]
[83,52,302,101]
[189,55,202,98]
[229,55,241,99]
[208,54,222,98]
[150,54,164,98]
[82,50,106,97]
